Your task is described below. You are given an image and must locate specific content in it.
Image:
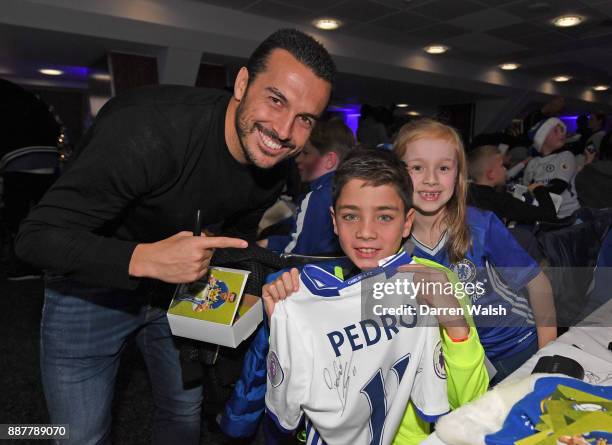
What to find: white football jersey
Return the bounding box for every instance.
[522,151,580,218]
[265,251,449,445]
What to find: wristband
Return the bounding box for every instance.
[449,333,470,343]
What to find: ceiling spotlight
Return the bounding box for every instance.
[92,73,111,81]
[553,75,571,82]
[396,103,409,108]
[593,85,609,91]
[553,15,583,27]
[424,44,449,54]
[39,68,63,76]
[314,18,341,30]
[499,63,520,71]
[406,111,420,116]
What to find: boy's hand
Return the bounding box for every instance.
[262,268,300,319]
[528,182,545,192]
[397,264,469,340]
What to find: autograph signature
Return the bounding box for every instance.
[323,353,357,415]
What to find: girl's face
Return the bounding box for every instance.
[401,138,458,217]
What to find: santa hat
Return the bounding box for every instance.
[528,117,565,152]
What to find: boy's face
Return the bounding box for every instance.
[488,154,507,187]
[331,179,414,270]
[295,141,324,182]
[542,124,566,154]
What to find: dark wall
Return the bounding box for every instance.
[26,87,87,147]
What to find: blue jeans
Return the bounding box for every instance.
[40,277,203,445]
[489,338,539,386]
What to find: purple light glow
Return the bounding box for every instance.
[327,104,361,135]
[559,115,579,133]
[38,65,89,78]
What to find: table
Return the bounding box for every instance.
[422,300,612,445]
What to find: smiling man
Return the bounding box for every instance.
[15,29,335,445]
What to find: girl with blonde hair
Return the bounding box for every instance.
[393,118,556,386]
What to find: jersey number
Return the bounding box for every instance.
[360,354,410,445]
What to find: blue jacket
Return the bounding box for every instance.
[218,259,351,438]
[267,171,340,255]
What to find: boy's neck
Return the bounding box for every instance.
[540,144,560,156]
[474,178,496,188]
[309,169,336,185]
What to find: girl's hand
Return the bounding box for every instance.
[397,264,469,340]
[262,268,300,319]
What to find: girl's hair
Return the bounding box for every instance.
[393,118,470,263]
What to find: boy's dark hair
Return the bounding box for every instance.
[309,118,355,158]
[247,29,336,85]
[333,148,413,212]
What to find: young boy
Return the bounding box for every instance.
[523,117,580,219]
[467,145,559,224]
[264,149,488,445]
[259,119,354,255]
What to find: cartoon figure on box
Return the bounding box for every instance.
[192,275,236,312]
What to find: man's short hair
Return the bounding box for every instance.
[333,148,413,212]
[468,145,500,180]
[309,119,355,158]
[247,29,336,84]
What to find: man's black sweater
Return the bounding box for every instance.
[16,86,288,290]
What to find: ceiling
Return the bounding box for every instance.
[192,0,612,90]
[0,0,610,118]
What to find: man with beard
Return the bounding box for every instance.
[15,29,335,445]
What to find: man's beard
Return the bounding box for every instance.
[234,93,296,169]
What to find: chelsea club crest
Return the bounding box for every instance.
[450,258,476,282]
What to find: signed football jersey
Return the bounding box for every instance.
[265,251,449,445]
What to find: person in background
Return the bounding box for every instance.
[15,29,335,445]
[394,118,556,385]
[523,117,580,219]
[585,111,607,154]
[357,103,389,148]
[576,131,612,209]
[575,113,592,150]
[258,119,354,255]
[468,145,558,224]
[504,146,531,182]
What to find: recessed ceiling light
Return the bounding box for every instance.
[593,85,609,91]
[39,68,63,76]
[92,73,111,81]
[424,44,449,54]
[406,111,420,116]
[553,15,583,27]
[553,75,571,82]
[396,103,409,108]
[314,18,341,30]
[499,63,520,71]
